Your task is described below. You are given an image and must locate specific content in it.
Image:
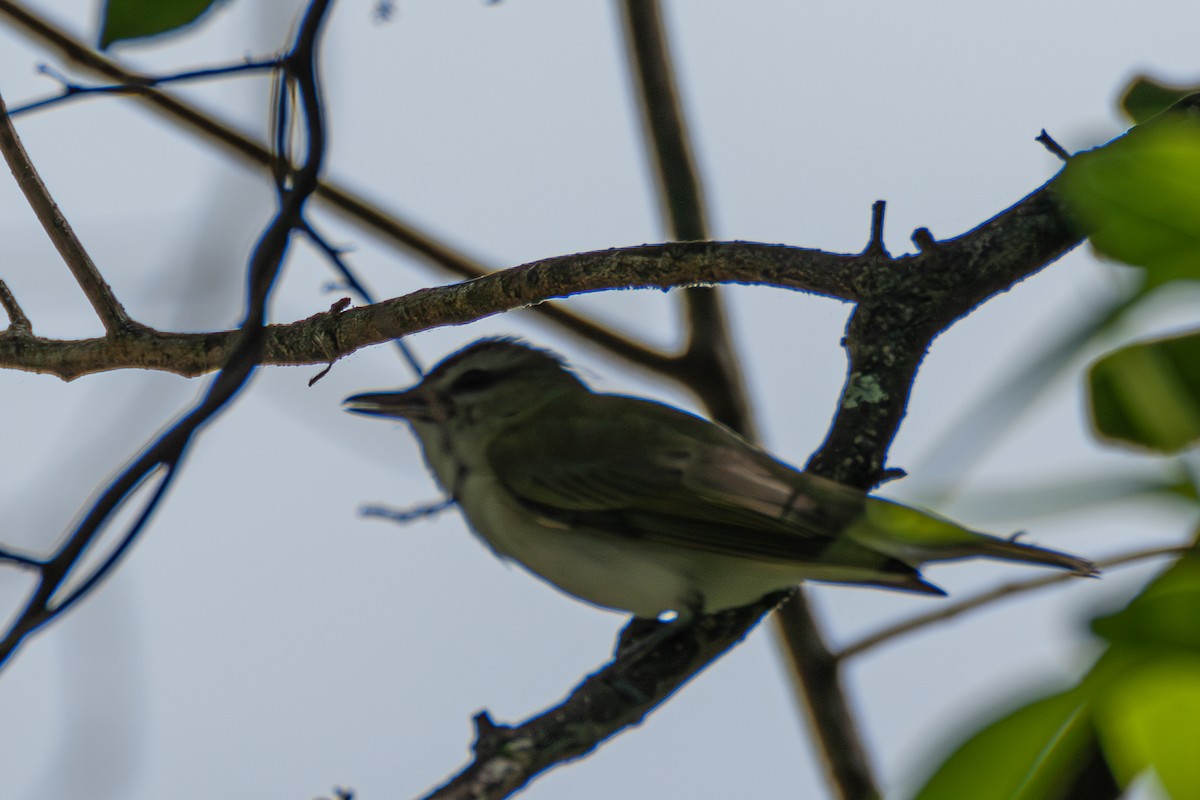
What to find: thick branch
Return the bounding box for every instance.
[0,165,1082,382]
[0,240,859,379]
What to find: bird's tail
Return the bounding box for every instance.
[949,533,1099,575]
[851,497,1098,576]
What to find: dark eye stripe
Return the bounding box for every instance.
[449,368,499,394]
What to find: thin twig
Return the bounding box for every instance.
[0,545,43,568]
[361,498,455,524]
[0,278,32,333]
[836,544,1191,661]
[302,217,423,377]
[1036,129,1072,162]
[10,57,283,116]
[0,89,133,334]
[864,200,889,257]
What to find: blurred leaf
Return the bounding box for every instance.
[917,555,1200,799]
[100,0,227,48]
[1091,550,1200,650]
[1061,119,1200,288]
[1120,75,1200,124]
[1090,553,1200,794]
[913,690,1095,800]
[1094,658,1200,796]
[1089,330,1200,453]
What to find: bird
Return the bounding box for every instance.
[344,338,1096,623]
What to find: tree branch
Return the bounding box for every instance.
[0,89,134,334]
[0,0,336,672]
[0,0,668,373]
[425,599,781,800]
[0,164,1084,382]
[0,239,860,379]
[836,544,1192,660]
[619,4,876,797]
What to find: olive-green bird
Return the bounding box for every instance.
[345,339,1096,621]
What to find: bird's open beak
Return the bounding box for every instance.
[343,387,434,421]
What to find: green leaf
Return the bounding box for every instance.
[99,0,227,48]
[1091,551,1200,651]
[1088,552,1200,795]
[1061,119,1200,287]
[1088,330,1200,453]
[1120,76,1200,125]
[1094,657,1200,796]
[912,690,1096,800]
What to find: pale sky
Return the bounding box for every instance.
[1,1,1197,798]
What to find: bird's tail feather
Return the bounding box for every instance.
[948,534,1099,575]
[853,498,1098,576]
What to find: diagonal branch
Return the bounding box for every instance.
[0,89,134,334]
[620,4,873,797]
[837,544,1192,660]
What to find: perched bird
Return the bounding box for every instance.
[345,339,1096,622]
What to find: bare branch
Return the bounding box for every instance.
[836,544,1191,660]
[0,89,134,334]
[620,5,876,797]
[424,598,781,800]
[0,0,666,373]
[618,0,756,430]
[0,239,860,379]
[619,0,710,243]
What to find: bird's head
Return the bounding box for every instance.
[344,338,587,440]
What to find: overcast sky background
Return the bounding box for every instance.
[1,1,1198,798]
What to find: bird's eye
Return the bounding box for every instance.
[449,368,498,394]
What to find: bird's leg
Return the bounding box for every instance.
[603,609,698,703]
[611,595,703,675]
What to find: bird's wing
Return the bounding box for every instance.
[486,394,869,564]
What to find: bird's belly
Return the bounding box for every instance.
[459,479,696,619]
